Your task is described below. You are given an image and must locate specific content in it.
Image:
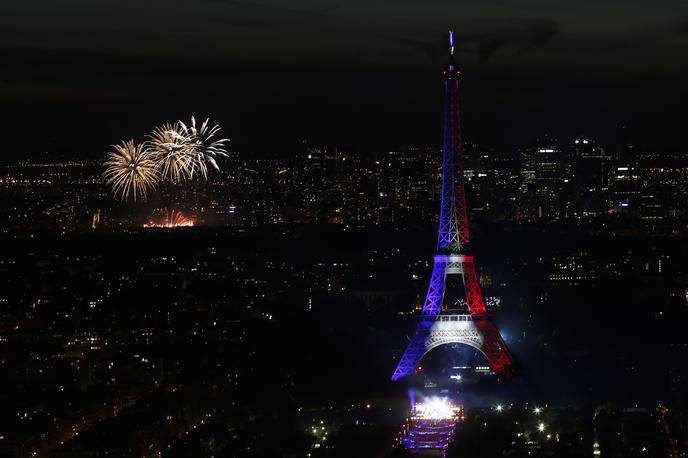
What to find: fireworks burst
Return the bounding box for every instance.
[179,116,229,179]
[143,208,195,228]
[104,116,229,203]
[103,140,159,202]
[146,122,194,183]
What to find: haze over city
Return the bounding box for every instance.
[3,0,688,157]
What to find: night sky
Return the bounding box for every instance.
[2,0,688,159]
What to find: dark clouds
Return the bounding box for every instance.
[1,0,687,158]
[456,19,561,63]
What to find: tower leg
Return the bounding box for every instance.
[461,259,487,315]
[391,329,429,381]
[475,319,512,375]
[421,259,447,316]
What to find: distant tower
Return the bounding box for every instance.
[392,32,512,381]
[92,210,101,229]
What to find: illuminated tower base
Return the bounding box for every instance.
[392,313,511,381]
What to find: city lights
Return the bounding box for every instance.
[2,7,686,457]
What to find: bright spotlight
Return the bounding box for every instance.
[534,407,541,414]
[414,397,459,420]
[496,404,503,412]
[538,422,546,432]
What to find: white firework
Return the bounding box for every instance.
[103,140,159,202]
[178,116,229,179]
[146,122,194,183]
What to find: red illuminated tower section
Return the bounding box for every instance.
[392,32,512,381]
[438,32,485,316]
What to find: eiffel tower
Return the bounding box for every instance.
[391,32,513,381]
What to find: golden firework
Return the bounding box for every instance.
[103,140,159,202]
[146,122,194,183]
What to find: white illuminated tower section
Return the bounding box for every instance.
[391,32,513,381]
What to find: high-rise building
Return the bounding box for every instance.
[609,164,642,216]
[520,136,564,219]
[570,137,611,218]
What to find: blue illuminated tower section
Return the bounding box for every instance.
[391,32,512,381]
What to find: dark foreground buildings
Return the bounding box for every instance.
[1,135,688,456]
[1,205,688,455]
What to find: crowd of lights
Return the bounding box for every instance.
[413,397,461,421]
[397,396,463,457]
